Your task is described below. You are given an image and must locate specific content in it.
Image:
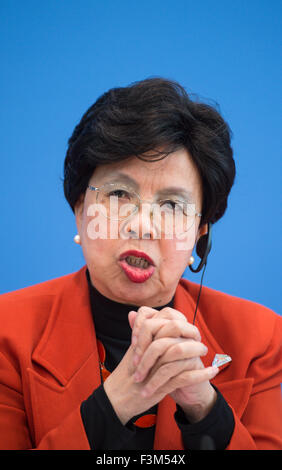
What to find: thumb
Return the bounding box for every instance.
[128,310,138,329]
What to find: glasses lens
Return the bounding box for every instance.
[95,185,197,235]
[97,183,139,220]
[151,200,196,236]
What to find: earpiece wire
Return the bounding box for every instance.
[192,261,207,325]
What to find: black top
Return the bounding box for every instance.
[80,269,234,450]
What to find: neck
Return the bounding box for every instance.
[86,269,175,340]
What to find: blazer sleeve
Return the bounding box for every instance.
[226,313,282,450]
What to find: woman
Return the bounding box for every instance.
[0,78,281,450]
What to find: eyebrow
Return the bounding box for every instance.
[157,187,194,200]
[105,172,194,200]
[106,172,139,188]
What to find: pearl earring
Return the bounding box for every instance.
[189,256,195,266]
[74,234,81,244]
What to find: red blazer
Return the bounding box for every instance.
[0,265,281,450]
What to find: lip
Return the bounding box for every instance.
[119,250,155,266]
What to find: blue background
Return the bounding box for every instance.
[0,0,281,314]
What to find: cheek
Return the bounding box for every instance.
[159,240,191,276]
[83,238,110,258]
[80,213,118,264]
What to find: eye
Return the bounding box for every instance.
[107,189,131,200]
[160,200,184,212]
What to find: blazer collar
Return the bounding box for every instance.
[32,265,100,386]
[153,278,233,450]
[174,278,231,372]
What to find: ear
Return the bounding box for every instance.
[74,194,85,235]
[196,223,208,243]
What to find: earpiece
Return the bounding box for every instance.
[189,222,212,324]
[189,223,212,273]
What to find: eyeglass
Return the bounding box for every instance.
[87,182,202,235]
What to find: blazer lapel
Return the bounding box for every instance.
[29,266,101,445]
[154,279,252,450]
[173,279,232,370]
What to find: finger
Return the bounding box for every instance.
[154,320,201,342]
[132,317,170,365]
[153,306,188,323]
[131,306,190,339]
[165,366,219,395]
[140,358,200,396]
[134,338,208,383]
[134,337,179,382]
[142,365,219,398]
[130,306,158,345]
[128,310,138,330]
[133,318,201,366]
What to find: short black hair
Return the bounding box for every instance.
[63,77,235,226]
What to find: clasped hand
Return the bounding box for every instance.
[103,306,219,425]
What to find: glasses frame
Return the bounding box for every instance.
[87,183,202,222]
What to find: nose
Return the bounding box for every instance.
[120,203,160,240]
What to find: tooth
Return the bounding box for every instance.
[125,256,150,268]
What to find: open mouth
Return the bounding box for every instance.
[118,250,155,283]
[124,255,151,269]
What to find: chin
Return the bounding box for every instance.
[115,279,157,306]
[121,280,174,308]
